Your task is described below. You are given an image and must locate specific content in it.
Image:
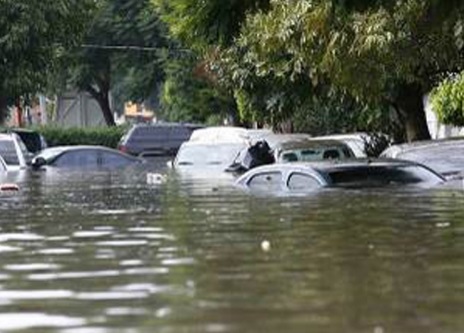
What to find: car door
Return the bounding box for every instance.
[286,171,324,193]
[99,151,136,169]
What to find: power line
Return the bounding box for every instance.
[81,44,193,54]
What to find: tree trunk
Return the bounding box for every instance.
[85,85,115,127]
[395,83,431,142]
[96,93,115,127]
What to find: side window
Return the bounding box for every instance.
[247,171,282,191]
[0,141,19,165]
[53,151,98,167]
[101,152,133,168]
[287,172,322,191]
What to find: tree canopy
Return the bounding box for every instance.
[155,0,464,141]
[0,0,95,121]
[54,0,169,125]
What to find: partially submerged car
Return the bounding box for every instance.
[32,145,143,170]
[380,139,464,178]
[118,123,202,157]
[264,134,355,163]
[236,159,445,194]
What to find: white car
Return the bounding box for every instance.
[0,133,32,170]
[188,126,272,144]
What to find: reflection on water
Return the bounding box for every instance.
[0,160,463,332]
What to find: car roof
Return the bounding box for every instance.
[0,133,17,141]
[245,158,428,173]
[38,145,135,161]
[382,138,464,157]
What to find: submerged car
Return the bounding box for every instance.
[173,141,246,170]
[236,159,445,194]
[380,139,464,178]
[32,146,143,170]
[264,134,355,163]
[118,123,202,157]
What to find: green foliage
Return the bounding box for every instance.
[35,126,128,148]
[203,0,464,140]
[52,0,169,125]
[0,0,95,120]
[157,55,237,124]
[431,74,464,126]
[153,0,270,49]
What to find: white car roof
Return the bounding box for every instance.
[189,127,272,144]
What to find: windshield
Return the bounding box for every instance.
[327,165,443,188]
[175,144,245,167]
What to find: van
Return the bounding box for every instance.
[118,123,203,157]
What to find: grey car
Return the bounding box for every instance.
[236,159,445,194]
[32,145,143,170]
[118,123,203,157]
[380,138,464,178]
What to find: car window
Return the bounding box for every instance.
[0,140,19,165]
[53,150,99,168]
[287,172,322,191]
[175,144,244,166]
[328,165,442,187]
[100,151,135,168]
[247,171,282,191]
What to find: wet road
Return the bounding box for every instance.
[0,161,463,332]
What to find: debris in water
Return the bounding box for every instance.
[261,240,271,252]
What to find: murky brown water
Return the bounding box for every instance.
[0,161,463,332]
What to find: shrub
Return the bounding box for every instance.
[34,126,129,148]
[431,73,464,126]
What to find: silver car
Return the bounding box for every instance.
[236,159,445,194]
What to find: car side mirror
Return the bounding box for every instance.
[166,160,173,168]
[31,157,46,169]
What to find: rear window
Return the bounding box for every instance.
[327,165,442,187]
[0,140,19,165]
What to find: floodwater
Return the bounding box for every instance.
[0,161,463,333]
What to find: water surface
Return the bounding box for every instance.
[0,164,463,332]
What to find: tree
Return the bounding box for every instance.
[153,0,270,49]
[57,0,168,126]
[431,73,464,126]
[226,0,464,141]
[0,0,95,123]
[157,54,237,124]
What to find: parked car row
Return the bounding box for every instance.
[2,123,464,196]
[168,126,464,195]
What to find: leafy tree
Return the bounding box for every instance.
[153,0,270,49]
[157,54,237,124]
[431,73,464,126]
[226,0,464,141]
[0,0,95,123]
[56,0,168,126]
